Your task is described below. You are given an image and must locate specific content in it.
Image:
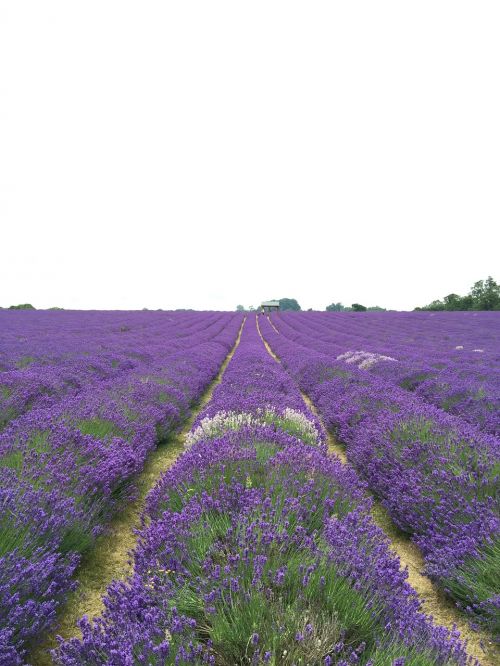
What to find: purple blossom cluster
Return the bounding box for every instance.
[54,318,469,665]
[0,311,243,664]
[258,313,500,637]
[0,311,235,431]
[272,311,499,436]
[188,318,325,446]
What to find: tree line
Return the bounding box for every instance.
[325,303,386,312]
[415,276,500,311]
[238,278,500,312]
[237,299,385,312]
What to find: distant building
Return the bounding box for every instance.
[261,300,280,313]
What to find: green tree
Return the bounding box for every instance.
[470,276,500,310]
[460,294,474,310]
[236,305,245,311]
[351,303,367,312]
[8,304,35,310]
[416,276,499,311]
[428,299,445,311]
[443,294,463,311]
[326,302,345,312]
[279,298,301,311]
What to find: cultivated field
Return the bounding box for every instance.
[0,310,498,665]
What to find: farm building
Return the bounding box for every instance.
[261,300,280,313]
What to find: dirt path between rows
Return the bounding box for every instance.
[256,315,497,666]
[30,318,246,666]
[267,315,280,334]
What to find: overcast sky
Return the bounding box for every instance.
[1,2,499,312]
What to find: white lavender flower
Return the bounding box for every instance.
[337,350,396,370]
[185,407,321,448]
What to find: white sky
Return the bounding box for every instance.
[1,2,499,312]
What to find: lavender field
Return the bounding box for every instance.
[0,310,498,666]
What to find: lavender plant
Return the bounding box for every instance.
[54,319,469,665]
[0,313,243,663]
[258,314,500,638]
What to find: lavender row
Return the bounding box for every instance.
[0,314,242,665]
[184,314,326,451]
[55,318,468,665]
[0,312,230,431]
[0,310,223,371]
[259,314,500,638]
[272,312,499,435]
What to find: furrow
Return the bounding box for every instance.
[30,318,246,665]
[256,315,496,666]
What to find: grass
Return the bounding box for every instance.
[0,406,17,431]
[443,537,500,636]
[0,448,24,472]
[76,417,124,440]
[315,366,351,382]
[262,413,318,446]
[399,372,435,390]
[0,522,32,557]
[15,355,36,368]
[0,430,51,474]
[442,392,467,411]
[199,551,379,665]
[58,522,96,556]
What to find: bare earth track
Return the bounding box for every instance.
[256,315,498,666]
[30,319,246,665]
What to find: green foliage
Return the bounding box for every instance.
[0,431,51,475]
[8,303,35,310]
[427,300,446,311]
[0,449,24,473]
[59,522,95,555]
[417,276,500,311]
[76,418,124,440]
[0,522,32,558]
[470,276,500,310]
[16,355,35,368]
[443,294,464,310]
[279,298,301,311]
[202,550,379,666]
[443,537,500,636]
[0,407,17,432]
[261,413,318,446]
[326,302,346,311]
[390,417,499,507]
[157,444,441,666]
[0,386,12,399]
[236,304,245,311]
[326,303,386,312]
